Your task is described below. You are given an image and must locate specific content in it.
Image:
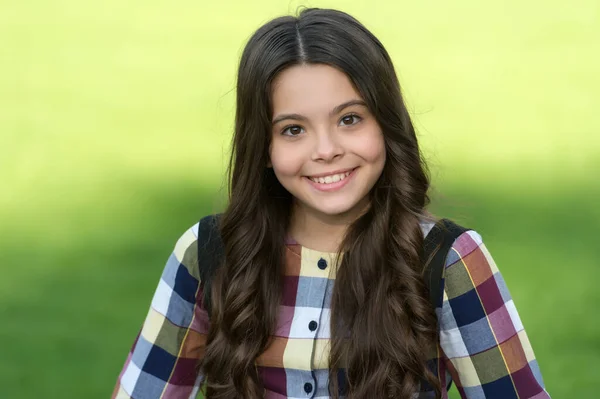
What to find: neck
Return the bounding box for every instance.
[288,199,369,252]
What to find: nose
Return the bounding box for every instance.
[312,129,344,162]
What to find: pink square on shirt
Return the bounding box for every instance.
[488,304,517,344]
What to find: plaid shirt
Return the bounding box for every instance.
[112,220,550,399]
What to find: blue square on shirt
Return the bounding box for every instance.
[462,384,486,399]
[143,344,177,382]
[131,335,154,369]
[448,288,487,327]
[161,254,181,289]
[458,317,497,354]
[172,261,199,304]
[481,375,519,399]
[132,370,167,398]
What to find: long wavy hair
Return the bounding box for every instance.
[200,8,440,398]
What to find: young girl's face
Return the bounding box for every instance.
[269,64,386,221]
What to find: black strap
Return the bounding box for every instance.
[197,215,468,316]
[197,214,224,316]
[423,219,469,309]
[422,218,468,393]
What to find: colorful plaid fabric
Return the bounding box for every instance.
[112,220,550,398]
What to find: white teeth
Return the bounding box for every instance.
[309,171,351,184]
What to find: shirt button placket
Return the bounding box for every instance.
[301,256,327,398]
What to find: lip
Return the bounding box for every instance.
[304,167,357,192]
[305,167,356,179]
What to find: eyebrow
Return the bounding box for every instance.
[271,99,367,125]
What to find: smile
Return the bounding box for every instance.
[308,170,352,184]
[304,168,357,192]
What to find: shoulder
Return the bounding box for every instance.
[165,213,220,275]
[155,214,222,301]
[418,214,486,269]
[158,220,202,286]
[446,229,486,261]
[444,229,495,275]
[173,213,221,254]
[174,221,200,254]
[421,217,498,305]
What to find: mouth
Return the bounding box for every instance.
[307,168,354,184]
[304,167,357,192]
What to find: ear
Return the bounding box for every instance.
[266,159,272,168]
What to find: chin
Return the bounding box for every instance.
[311,202,362,218]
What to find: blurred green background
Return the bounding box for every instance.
[1,0,598,398]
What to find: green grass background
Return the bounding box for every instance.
[1,0,598,397]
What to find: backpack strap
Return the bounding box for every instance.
[197,215,468,317]
[423,219,469,309]
[197,214,224,317]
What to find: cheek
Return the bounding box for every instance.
[269,142,305,178]
[356,130,386,165]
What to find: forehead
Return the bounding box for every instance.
[271,64,362,114]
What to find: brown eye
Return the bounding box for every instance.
[282,125,304,136]
[340,114,361,126]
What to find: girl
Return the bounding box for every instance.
[112,8,550,399]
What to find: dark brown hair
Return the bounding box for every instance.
[200,8,440,398]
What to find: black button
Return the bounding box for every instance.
[304,382,313,393]
[317,258,327,270]
[308,320,318,331]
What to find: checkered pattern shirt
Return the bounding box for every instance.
[112,220,550,398]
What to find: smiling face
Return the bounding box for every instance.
[269,64,386,223]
